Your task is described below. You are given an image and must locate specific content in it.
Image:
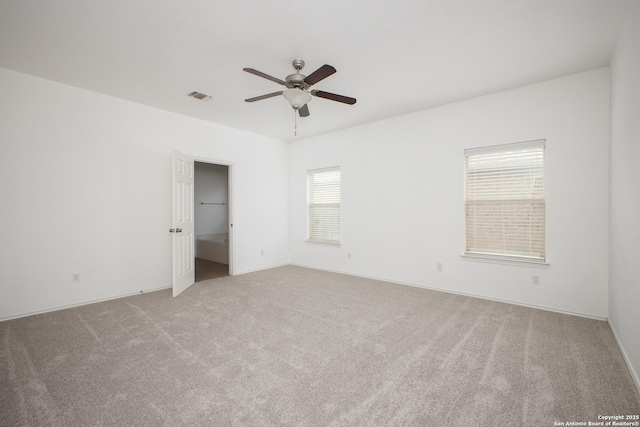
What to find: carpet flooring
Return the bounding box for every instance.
[195,258,229,282]
[1,266,639,426]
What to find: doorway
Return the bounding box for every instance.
[194,162,230,282]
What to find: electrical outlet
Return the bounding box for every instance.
[72,273,80,283]
[437,263,443,272]
[348,253,352,259]
[532,275,540,286]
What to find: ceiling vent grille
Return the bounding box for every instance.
[188,91,213,101]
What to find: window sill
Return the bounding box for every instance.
[305,239,341,246]
[461,253,549,268]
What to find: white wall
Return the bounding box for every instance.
[290,68,610,319]
[0,67,290,320]
[194,162,228,237]
[609,2,640,389]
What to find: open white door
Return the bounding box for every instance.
[171,150,195,297]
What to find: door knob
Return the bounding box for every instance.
[176,228,183,233]
[169,228,175,233]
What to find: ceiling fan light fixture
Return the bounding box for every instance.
[282,88,312,110]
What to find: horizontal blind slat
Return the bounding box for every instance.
[465,142,545,260]
[308,168,341,243]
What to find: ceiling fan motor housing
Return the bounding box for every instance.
[285,59,309,89]
[285,73,309,89]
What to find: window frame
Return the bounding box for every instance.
[462,140,548,267]
[306,166,341,245]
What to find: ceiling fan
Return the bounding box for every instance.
[243,59,356,118]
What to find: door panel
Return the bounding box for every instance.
[172,151,195,296]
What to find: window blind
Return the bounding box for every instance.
[308,167,341,244]
[464,140,545,261]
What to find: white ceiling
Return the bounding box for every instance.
[0,0,631,141]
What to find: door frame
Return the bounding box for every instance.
[192,155,235,276]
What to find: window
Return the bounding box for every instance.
[464,140,545,263]
[307,167,341,244]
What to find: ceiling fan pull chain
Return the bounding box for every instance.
[294,109,298,137]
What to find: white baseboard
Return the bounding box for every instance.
[0,285,172,322]
[1,262,608,324]
[607,319,640,395]
[233,262,291,276]
[290,263,607,321]
[1,262,292,322]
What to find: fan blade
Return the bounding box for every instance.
[243,68,287,86]
[311,90,357,105]
[303,64,336,86]
[298,104,310,117]
[244,91,283,102]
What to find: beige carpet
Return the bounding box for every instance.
[1,266,639,426]
[195,258,229,282]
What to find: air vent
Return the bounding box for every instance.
[188,91,213,101]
